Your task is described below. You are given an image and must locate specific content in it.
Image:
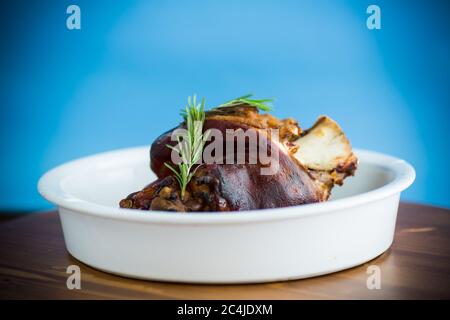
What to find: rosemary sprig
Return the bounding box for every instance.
[217,94,273,112]
[164,94,271,198]
[164,95,208,199]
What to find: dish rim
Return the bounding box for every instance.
[38,146,415,225]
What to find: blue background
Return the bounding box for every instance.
[1,0,449,211]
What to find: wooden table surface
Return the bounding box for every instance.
[0,202,449,299]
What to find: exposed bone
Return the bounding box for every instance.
[292,116,355,171]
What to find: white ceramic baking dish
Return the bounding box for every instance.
[38,146,415,283]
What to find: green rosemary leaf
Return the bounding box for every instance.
[216,94,273,112]
[165,95,207,199]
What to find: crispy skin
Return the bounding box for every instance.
[121,105,357,212]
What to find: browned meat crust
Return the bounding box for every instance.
[120,105,357,212]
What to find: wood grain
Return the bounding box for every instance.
[0,203,449,299]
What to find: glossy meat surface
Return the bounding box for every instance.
[120,106,357,212]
